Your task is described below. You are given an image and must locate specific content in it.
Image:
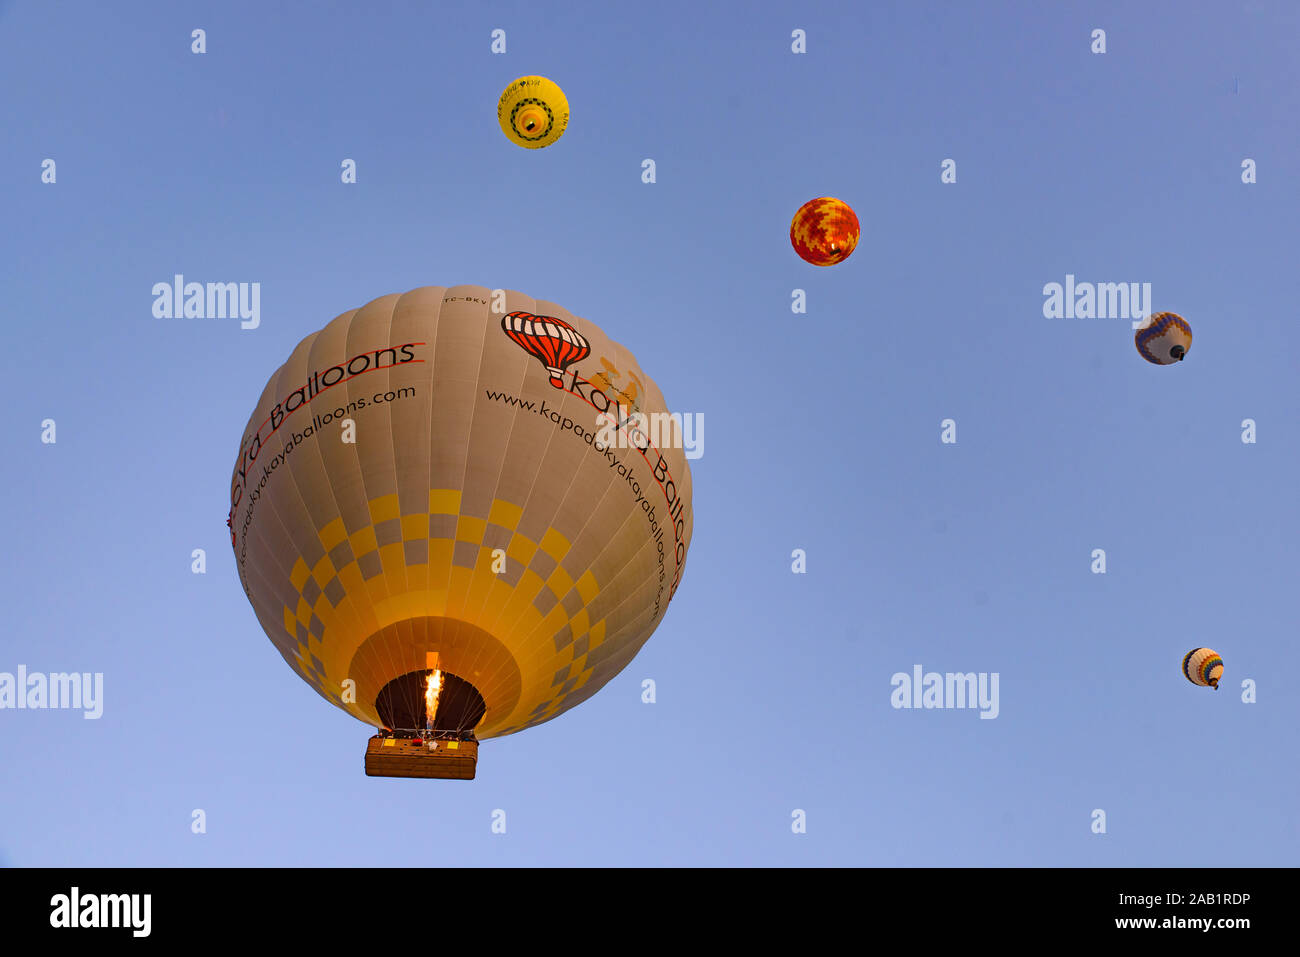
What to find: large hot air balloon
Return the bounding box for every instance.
[790,197,860,266]
[1182,648,1223,690]
[497,75,569,149]
[1136,312,1192,364]
[228,287,693,778]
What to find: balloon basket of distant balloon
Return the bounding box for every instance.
[364,731,479,780]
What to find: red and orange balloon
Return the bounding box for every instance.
[790,197,860,266]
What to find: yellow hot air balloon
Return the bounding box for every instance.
[228,287,693,777]
[1182,648,1223,690]
[1135,312,1192,364]
[497,75,569,148]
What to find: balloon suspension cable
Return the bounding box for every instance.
[378,727,478,741]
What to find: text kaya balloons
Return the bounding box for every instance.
[229,286,693,739]
[790,197,860,266]
[497,75,569,149]
[1136,312,1192,364]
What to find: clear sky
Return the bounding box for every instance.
[2,0,1297,867]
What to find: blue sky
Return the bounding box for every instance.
[2,0,1297,866]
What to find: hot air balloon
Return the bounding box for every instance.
[497,75,569,149]
[790,197,860,266]
[228,286,693,778]
[1182,648,1223,690]
[1136,312,1192,364]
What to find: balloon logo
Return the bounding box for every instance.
[790,197,860,266]
[497,75,569,149]
[1182,648,1223,690]
[501,311,591,387]
[1135,312,1192,364]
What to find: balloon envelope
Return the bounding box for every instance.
[1136,312,1192,364]
[1182,648,1223,689]
[790,197,860,266]
[229,286,693,738]
[498,75,569,149]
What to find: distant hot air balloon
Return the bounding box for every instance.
[790,197,860,266]
[1136,312,1192,364]
[228,286,693,778]
[498,75,569,148]
[1183,648,1223,690]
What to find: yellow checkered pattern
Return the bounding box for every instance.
[279,489,609,735]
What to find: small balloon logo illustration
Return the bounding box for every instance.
[497,75,569,149]
[790,197,860,266]
[501,311,590,386]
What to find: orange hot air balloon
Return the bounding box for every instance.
[790,197,860,266]
[228,286,694,778]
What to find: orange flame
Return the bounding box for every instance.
[425,669,443,727]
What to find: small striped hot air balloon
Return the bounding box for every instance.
[1136,312,1192,364]
[1182,648,1223,690]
